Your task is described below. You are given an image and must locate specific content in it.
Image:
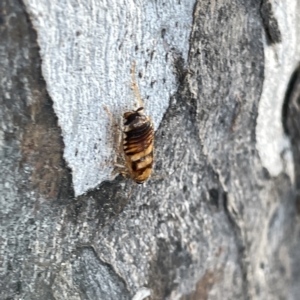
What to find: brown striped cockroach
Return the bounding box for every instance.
[122,61,154,183]
[105,61,154,185]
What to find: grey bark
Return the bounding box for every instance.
[1,0,300,300]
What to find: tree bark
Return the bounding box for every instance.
[1,0,300,299]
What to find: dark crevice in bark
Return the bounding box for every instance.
[282,65,300,211]
[260,0,282,44]
[282,65,300,135]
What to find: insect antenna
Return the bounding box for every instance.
[131,60,144,108]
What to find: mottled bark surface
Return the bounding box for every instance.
[1,0,300,300]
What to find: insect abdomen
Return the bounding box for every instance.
[123,109,154,183]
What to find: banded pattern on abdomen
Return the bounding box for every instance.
[123,108,154,184]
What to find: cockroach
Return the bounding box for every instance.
[122,61,154,183]
[105,61,154,184]
[123,107,154,183]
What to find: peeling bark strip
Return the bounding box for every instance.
[1,0,300,300]
[23,0,196,196]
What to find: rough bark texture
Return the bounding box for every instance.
[1,1,300,300]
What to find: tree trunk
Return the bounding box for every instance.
[1,0,300,299]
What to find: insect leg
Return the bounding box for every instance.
[104,105,126,174]
[104,105,119,129]
[131,61,144,108]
